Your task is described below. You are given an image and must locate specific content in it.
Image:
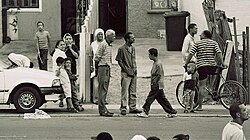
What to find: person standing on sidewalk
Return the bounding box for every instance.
[34,21,51,71]
[185,30,225,111]
[222,103,249,140]
[89,28,105,104]
[64,57,84,112]
[137,48,177,118]
[63,33,79,75]
[181,23,198,63]
[94,29,116,117]
[115,32,142,115]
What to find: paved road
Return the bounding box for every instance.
[0,116,249,140]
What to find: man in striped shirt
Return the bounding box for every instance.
[185,30,225,111]
[95,29,116,117]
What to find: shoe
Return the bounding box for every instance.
[67,108,78,113]
[100,112,113,117]
[137,112,149,118]
[129,109,142,114]
[166,113,177,118]
[184,110,188,113]
[59,101,64,107]
[76,106,84,112]
[190,110,196,113]
[195,108,203,111]
[121,110,126,115]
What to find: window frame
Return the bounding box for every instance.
[5,0,42,13]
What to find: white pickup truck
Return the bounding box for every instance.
[0,60,63,113]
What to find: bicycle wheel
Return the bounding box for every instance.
[219,80,247,109]
[176,81,199,109]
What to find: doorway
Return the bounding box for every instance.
[61,0,76,38]
[99,0,127,37]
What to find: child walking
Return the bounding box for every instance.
[183,61,198,113]
[35,21,51,70]
[137,48,177,118]
[55,57,78,113]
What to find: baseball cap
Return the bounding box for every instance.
[91,132,113,140]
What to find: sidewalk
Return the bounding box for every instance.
[0,102,243,118]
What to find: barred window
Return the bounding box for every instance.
[3,0,39,8]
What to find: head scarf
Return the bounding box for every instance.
[94,28,105,40]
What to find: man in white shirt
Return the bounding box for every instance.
[181,23,198,63]
[8,53,33,68]
[222,103,249,140]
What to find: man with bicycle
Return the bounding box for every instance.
[185,30,225,111]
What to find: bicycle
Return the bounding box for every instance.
[176,66,247,110]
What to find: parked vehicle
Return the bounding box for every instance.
[0,60,62,113]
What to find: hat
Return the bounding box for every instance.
[131,135,147,140]
[91,132,113,140]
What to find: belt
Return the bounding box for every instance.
[98,65,110,67]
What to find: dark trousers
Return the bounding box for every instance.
[143,89,174,114]
[97,66,110,114]
[71,81,81,108]
[38,49,48,70]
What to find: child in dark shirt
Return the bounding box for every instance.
[183,61,198,113]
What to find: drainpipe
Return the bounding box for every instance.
[2,6,11,43]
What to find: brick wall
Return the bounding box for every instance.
[128,1,168,38]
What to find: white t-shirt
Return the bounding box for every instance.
[8,53,30,67]
[222,121,246,140]
[52,48,67,72]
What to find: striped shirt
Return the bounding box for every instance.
[190,39,221,68]
[35,30,51,49]
[94,40,112,66]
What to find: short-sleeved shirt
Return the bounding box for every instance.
[181,33,195,62]
[94,40,112,66]
[183,72,198,90]
[222,121,246,140]
[35,30,51,49]
[8,53,30,67]
[115,44,137,73]
[190,39,221,68]
[151,60,164,89]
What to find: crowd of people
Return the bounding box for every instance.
[5,21,249,139]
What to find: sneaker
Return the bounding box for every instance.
[166,113,177,118]
[137,112,149,118]
[129,109,142,114]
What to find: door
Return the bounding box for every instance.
[61,0,76,38]
[99,0,127,37]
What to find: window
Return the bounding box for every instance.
[151,0,170,9]
[3,0,42,12]
[148,0,177,14]
[3,0,39,8]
